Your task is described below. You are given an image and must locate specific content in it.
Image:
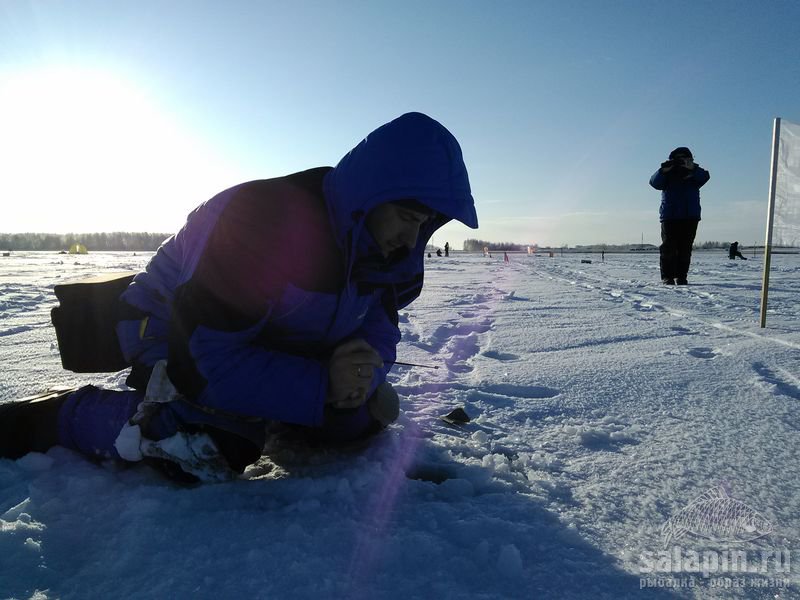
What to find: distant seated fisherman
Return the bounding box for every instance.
[728,241,747,260]
[0,112,479,482]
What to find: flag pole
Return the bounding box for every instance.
[760,117,781,328]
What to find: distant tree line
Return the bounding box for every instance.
[695,241,735,249]
[462,239,525,252]
[459,239,750,252]
[0,232,171,251]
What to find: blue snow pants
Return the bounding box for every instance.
[56,385,269,473]
[56,386,197,460]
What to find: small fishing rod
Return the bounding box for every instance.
[391,361,439,370]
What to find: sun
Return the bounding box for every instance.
[0,66,241,233]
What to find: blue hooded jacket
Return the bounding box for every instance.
[117,112,477,439]
[649,164,710,221]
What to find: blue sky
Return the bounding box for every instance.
[1,0,798,247]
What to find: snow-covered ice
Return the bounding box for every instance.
[1,250,798,599]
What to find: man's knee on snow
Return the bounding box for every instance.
[112,361,261,482]
[312,382,400,444]
[368,382,400,427]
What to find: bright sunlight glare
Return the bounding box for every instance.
[0,66,244,233]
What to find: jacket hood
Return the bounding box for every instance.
[322,112,478,288]
[323,112,478,247]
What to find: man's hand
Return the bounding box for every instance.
[326,339,383,409]
[660,160,674,173]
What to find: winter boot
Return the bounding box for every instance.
[676,278,688,285]
[0,387,76,459]
[662,278,675,285]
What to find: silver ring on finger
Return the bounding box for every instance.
[356,366,362,377]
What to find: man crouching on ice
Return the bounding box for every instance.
[0,112,479,482]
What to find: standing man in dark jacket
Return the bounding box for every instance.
[649,147,710,285]
[0,112,479,481]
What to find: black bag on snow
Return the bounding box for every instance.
[50,271,138,373]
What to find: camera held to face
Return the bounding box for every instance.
[662,155,693,170]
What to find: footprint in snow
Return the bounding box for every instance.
[752,362,800,400]
[481,350,519,361]
[0,325,34,337]
[431,320,492,342]
[782,413,800,432]
[670,326,694,335]
[479,383,560,399]
[687,347,719,360]
[445,334,481,373]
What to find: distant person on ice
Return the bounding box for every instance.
[649,147,710,285]
[444,242,450,257]
[729,241,748,260]
[0,112,479,482]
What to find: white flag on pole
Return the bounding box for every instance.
[774,119,800,248]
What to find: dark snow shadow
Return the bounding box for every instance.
[397,449,678,598]
[752,362,800,401]
[481,350,520,361]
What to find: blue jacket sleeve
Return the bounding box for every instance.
[303,292,400,442]
[650,169,666,190]
[650,166,709,191]
[187,317,328,427]
[166,273,331,427]
[352,292,401,396]
[189,290,399,437]
[692,166,710,187]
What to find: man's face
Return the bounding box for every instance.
[365,202,432,258]
[675,154,694,168]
